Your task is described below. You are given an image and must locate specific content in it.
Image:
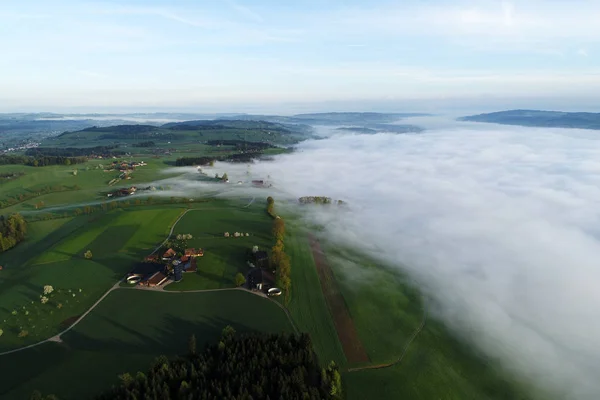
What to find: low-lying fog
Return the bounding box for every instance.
[166,117,600,398]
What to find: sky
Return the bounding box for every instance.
[1,0,600,112]
[156,118,600,398]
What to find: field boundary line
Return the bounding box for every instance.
[347,295,428,373]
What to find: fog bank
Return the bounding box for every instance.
[240,122,600,399]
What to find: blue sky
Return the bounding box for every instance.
[1,0,600,112]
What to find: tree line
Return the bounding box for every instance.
[25,146,123,157]
[268,197,292,302]
[0,185,79,210]
[174,151,264,167]
[299,196,346,206]
[0,214,27,253]
[0,155,87,167]
[92,327,342,400]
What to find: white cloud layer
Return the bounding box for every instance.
[234,120,600,399]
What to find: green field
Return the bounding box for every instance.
[0,207,182,351]
[284,225,347,367]
[0,158,184,214]
[0,289,293,400]
[319,246,538,400]
[164,201,273,290]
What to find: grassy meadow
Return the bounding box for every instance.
[0,158,184,214]
[284,227,347,367]
[0,290,293,400]
[164,201,273,291]
[0,207,182,351]
[319,245,538,399]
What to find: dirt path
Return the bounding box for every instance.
[0,281,121,356]
[308,234,370,364]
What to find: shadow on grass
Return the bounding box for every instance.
[63,314,258,356]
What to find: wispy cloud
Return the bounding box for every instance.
[223,0,264,23]
[578,48,589,57]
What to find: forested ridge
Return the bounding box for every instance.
[93,329,342,400]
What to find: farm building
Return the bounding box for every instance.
[248,268,275,291]
[144,254,160,263]
[162,248,176,260]
[144,271,168,287]
[184,258,198,272]
[252,251,269,269]
[185,248,204,257]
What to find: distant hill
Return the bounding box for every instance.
[459,110,600,130]
[219,112,431,126]
[336,124,424,134]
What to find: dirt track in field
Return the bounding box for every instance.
[308,234,369,364]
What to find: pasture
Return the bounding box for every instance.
[0,289,293,400]
[284,227,346,367]
[0,208,182,351]
[0,158,185,214]
[319,244,538,399]
[164,202,273,290]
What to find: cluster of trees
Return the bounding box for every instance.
[0,171,24,182]
[27,156,88,167]
[0,185,78,210]
[175,156,216,166]
[0,155,88,167]
[135,141,156,147]
[175,151,266,167]
[0,155,30,165]
[25,146,122,157]
[96,327,342,400]
[266,196,275,216]
[0,214,27,253]
[205,139,275,151]
[299,196,346,206]
[299,196,332,204]
[268,198,292,301]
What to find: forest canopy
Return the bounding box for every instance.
[95,329,342,400]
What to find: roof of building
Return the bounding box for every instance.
[185,248,204,256]
[163,248,176,258]
[147,271,167,285]
[254,251,268,260]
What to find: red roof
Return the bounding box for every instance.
[163,248,176,258]
[147,271,167,286]
[184,248,204,256]
[180,255,190,262]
